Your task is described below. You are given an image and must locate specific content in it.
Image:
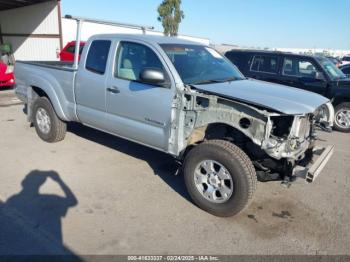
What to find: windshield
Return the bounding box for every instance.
[161,44,245,85]
[319,58,347,80]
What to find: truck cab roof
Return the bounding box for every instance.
[225,49,326,60]
[89,34,205,46]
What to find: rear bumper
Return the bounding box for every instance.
[294,145,334,183]
[0,74,15,87]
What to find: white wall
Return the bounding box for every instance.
[3,37,60,61]
[62,18,210,46]
[0,1,60,60]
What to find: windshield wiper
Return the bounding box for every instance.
[191,77,241,85]
[191,79,223,85]
[219,77,241,82]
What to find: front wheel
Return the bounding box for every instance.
[183,140,257,217]
[33,97,67,143]
[334,103,350,133]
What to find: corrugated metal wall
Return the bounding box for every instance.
[0,1,60,61]
[3,37,60,60]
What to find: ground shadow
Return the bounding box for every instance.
[0,86,13,92]
[68,123,191,202]
[0,170,80,258]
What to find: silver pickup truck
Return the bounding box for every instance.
[15,33,335,217]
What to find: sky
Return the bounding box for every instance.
[61,0,350,50]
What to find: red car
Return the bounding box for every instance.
[59,41,86,62]
[0,62,15,88]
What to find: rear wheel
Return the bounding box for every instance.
[334,103,350,133]
[33,97,67,143]
[183,140,257,217]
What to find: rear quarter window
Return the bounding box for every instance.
[85,40,111,75]
[250,55,278,74]
[225,52,250,72]
[226,52,241,65]
[65,44,84,55]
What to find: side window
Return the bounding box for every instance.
[250,55,278,73]
[283,57,319,78]
[298,60,317,78]
[282,58,296,76]
[66,45,75,54]
[115,42,165,82]
[251,55,262,71]
[65,45,84,55]
[86,40,111,75]
[226,52,241,66]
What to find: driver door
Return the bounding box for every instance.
[279,56,327,96]
[104,41,175,151]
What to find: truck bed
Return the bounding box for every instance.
[14,60,78,122]
[17,61,75,71]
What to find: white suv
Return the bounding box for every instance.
[341,55,350,66]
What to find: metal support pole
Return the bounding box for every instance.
[0,24,4,45]
[73,19,83,70]
[65,15,154,31]
[66,14,154,69]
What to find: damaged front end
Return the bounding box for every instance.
[255,101,335,184]
[175,89,334,185]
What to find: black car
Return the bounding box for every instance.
[340,64,350,78]
[225,50,350,132]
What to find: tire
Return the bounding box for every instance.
[334,102,350,133]
[33,97,67,143]
[183,140,257,217]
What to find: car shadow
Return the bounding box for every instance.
[0,170,80,258]
[68,123,191,203]
[0,86,14,92]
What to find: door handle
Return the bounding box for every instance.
[107,86,120,94]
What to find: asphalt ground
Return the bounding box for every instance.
[0,89,349,256]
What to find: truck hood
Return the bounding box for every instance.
[193,79,329,115]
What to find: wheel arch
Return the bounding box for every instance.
[181,122,259,161]
[27,84,68,122]
[333,96,350,107]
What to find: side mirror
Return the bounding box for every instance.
[140,68,166,86]
[315,71,326,81]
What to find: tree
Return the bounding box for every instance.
[157,0,185,36]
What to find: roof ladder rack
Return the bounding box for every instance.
[64,15,155,69]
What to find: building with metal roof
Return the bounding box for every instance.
[0,0,62,60]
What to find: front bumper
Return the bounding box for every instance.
[294,145,334,183]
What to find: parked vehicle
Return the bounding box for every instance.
[15,34,334,217]
[0,45,16,88]
[341,56,350,66]
[340,64,350,78]
[59,41,86,62]
[0,62,15,88]
[326,56,342,67]
[225,50,350,132]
